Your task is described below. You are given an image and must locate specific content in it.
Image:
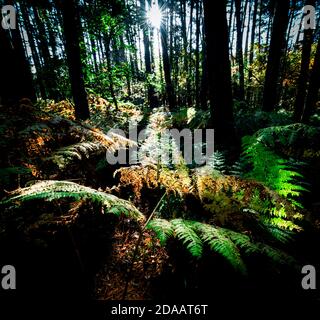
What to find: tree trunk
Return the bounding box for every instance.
[244,0,252,66]
[235,0,245,101]
[258,0,262,52]
[262,0,289,112]
[0,0,35,105]
[140,0,157,108]
[294,0,315,122]
[195,0,201,109]
[203,0,235,148]
[20,1,46,99]
[60,0,90,120]
[32,6,58,99]
[159,0,176,109]
[302,36,320,122]
[247,0,258,103]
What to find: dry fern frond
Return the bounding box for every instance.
[115,165,192,200]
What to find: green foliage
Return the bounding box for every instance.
[235,110,293,137]
[248,123,320,161]
[171,107,210,129]
[1,180,144,221]
[196,223,246,274]
[171,219,203,257]
[242,134,307,207]
[147,218,296,274]
[0,167,31,184]
[208,151,227,174]
[146,218,174,245]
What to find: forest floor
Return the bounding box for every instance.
[1,97,320,311]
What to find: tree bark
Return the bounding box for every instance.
[247,0,258,103]
[0,3,35,104]
[140,0,157,108]
[262,0,289,112]
[294,0,315,121]
[159,0,176,109]
[302,36,320,122]
[195,0,201,109]
[60,0,90,120]
[235,0,245,101]
[203,0,235,148]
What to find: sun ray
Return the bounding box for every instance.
[146,1,162,29]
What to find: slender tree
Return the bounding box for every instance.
[140,0,158,108]
[247,0,258,103]
[294,0,315,121]
[0,6,35,104]
[203,0,235,148]
[159,0,176,109]
[262,0,290,112]
[195,0,201,109]
[235,0,245,100]
[60,0,90,120]
[302,35,320,122]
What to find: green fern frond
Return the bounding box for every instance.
[146,218,174,245]
[148,218,297,273]
[1,180,144,221]
[262,224,294,243]
[242,135,307,209]
[264,217,301,231]
[171,219,203,258]
[224,229,296,267]
[260,243,297,267]
[208,151,227,174]
[195,223,247,275]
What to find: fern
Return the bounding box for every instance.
[195,223,247,275]
[146,218,174,245]
[171,219,203,257]
[48,142,103,169]
[47,130,135,169]
[1,180,144,221]
[208,151,227,174]
[147,218,296,274]
[242,135,307,207]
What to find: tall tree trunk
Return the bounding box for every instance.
[262,0,289,112]
[60,0,90,120]
[32,6,57,99]
[188,0,194,107]
[104,36,118,109]
[200,18,208,110]
[280,0,297,95]
[0,15,35,104]
[247,0,258,103]
[195,0,201,109]
[20,1,46,98]
[159,0,176,109]
[235,0,245,101]
[140,0,157,108]
[294,0,315,121]
[244,0,252,66]
[228,0,234,36]
[203,0,235,148]
[258,0,262,52]
[302,35,320,122]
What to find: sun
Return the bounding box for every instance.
[146,2,162,29]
